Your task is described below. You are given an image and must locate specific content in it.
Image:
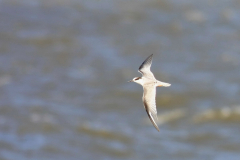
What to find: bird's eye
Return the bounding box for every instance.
[135,77,141,80]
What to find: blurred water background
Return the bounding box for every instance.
[1,0,240,159]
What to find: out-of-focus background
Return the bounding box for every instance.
[1,0,240,159]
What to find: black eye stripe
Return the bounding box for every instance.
[135,77,141,80]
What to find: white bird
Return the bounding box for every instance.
[129,54,171,131]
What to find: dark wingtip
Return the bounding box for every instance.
[138,54,154,71]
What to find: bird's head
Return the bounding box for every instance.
[128,77,143,85]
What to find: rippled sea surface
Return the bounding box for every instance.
[1,0,240,159]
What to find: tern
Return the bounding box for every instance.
[129,54,171,131]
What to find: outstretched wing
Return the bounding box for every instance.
[142,84,159,132]
[138,54,155,79]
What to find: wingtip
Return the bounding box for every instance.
[153,124,160,132]
[138,54,154,72]
[147,111,160,132]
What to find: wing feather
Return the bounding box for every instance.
[138,54,155,78]
[142,84,160,131]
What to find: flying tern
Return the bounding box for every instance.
[129,54,171,131]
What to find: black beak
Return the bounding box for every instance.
[128,80,133,82]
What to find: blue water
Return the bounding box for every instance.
[0,0,240,159]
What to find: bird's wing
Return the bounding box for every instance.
[143,84,159,132]
[138,54,155,79]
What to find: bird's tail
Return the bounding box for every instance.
[157,81,171,87]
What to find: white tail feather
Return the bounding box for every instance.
[157,81,171,87]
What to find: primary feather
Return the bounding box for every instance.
[138,54,155,79]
